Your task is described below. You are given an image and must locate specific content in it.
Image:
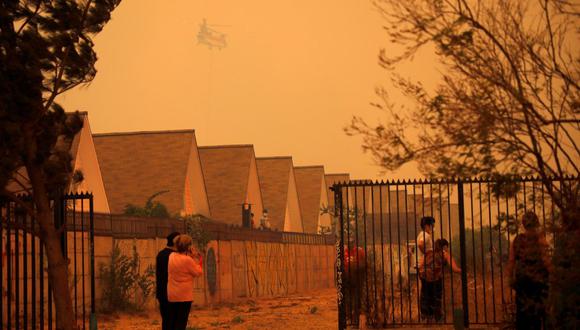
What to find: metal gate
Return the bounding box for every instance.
[1,193,95,329]
[334,177,576,329]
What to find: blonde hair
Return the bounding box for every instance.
[173,234,193,253]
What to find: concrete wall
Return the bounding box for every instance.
[94,236,335,310]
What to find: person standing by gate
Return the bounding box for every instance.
[508,211,551,330]
[417,216,435,266]
[419,238,461,322]
[167,234,204,330]
[156,231,180,330]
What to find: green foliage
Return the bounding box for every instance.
[123,190,170,218]
[0,0,121,193]
[183,214,211,253]
[231,315,244,324]
[451,226,509,273]
[98,242,155,313]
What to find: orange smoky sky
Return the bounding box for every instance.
[60,0,441,180]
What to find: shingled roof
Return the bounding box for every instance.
[93,130,209,216]
[198,145,264,226]
[294,166,331,233]
[256,157,303,232]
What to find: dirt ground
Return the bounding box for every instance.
[98,288,338,330]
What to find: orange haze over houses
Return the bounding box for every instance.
[58,0,438,183]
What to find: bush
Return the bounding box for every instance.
[451,226,509,273]
[98,243,155,313]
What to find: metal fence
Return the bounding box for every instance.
[1,193,95,330]
[334,176,578,329]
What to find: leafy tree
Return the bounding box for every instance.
[123,190,171,218]
[0,1,121,329]
[346,1,578,327]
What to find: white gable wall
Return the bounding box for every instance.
[185,134,210,217]
[317,176,332,233]
[284,167,304,232]
[245,156,264,227]
[72,116,110,213]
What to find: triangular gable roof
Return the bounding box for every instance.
[6,112,110,213]
[294,165,329,233]
[198,145,263,225]
[256,156,302,231]
[93,130,201,215]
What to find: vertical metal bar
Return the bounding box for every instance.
[438,183,446,322]
[404,183,411,322]
[412,183,420,323]
[458,181,470,328]
[371,185,378,324]
[345,187,352,324]
[15,203,20,330]
[337,186,346,330]
[379,184,387,327]
[487,182,496,323]
[523,182,527,211]
[73,198,78,324]
[479,181,487,322]
[532,180,537,215]
[32,209,37,330]
[497,184,505,307]
[362,187,370,318]
[49,268,53,330]
[90,195,96,328]
[505,184,513,304]
[447,183,454,312]
[469,181,478,322]
[353,186,360,326]
[40,224,45,329]
[82,197,86,330]
[7,201,12,329]
[541,183,546,239]
[395,184,403,322]
[387,182,395,325]
[23,208,28,330]
[0,202,4,328]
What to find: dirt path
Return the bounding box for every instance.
[98,288,338,330]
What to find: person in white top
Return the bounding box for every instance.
[417,216,436,261]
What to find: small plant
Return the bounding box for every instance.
[309,306,318,314]
[183,214,212,253]
[232,315,244,324]
[124,190,170,218]
[98,243,155,312]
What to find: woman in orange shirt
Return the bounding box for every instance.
[167,234,203,330]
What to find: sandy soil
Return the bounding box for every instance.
[97,288,338,330]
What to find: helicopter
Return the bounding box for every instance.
[197,19,227,50]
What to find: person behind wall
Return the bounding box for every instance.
[419,238,462,322]
[156,231,180,330]
[508,211,551,330]
[167,234,204,330]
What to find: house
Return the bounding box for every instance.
[198,145,264,226]
[256,157,304,232]
[6,112,111,213]
[93,129,210,216]
[294,166,332,234]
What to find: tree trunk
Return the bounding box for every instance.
[40,210,77,330]
[24,127,77,330]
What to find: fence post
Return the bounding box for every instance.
[89,195,98,330]
[334,186,346,330]
[457,180,470,328]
